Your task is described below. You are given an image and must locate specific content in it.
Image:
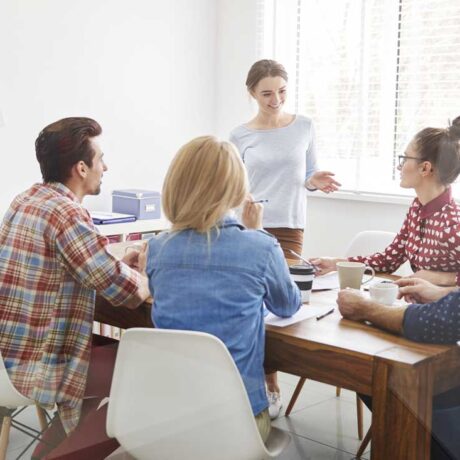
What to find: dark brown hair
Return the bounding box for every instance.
[35,117,102,183]
[245,59,288,93]
[414,116,460,185]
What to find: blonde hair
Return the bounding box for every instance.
[162,136,248,234]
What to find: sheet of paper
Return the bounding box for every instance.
[312,272,340,290]
[264,304,333,327]
[312,272,390,291]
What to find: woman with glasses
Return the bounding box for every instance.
[312,116,460,287]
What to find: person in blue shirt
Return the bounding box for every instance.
[146,135,301,442]
[337,278,460,460]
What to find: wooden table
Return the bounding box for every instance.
[96,247,460,459]
[264,290,460,459]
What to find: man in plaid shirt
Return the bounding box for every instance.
[0,117,150,452]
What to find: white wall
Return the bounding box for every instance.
[304,196,409,257]
[0,0,217,212]
[215,0,259,137]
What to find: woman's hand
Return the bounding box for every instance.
[306,171,341,193]
[409,269,457,287]
[309,257,343,276]
[395,277,455,304]
[242,195,264,230]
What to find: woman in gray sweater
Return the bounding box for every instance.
[230,59,341,419]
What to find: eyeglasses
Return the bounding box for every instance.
[397,155,426,167]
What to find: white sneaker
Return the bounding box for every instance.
[267,391,282,419]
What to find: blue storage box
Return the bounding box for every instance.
[112,189,161,220]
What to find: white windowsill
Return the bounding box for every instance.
[307,190,414,206]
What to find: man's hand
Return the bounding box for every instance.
[242,195,263,230]
[337,288,406,334]
[309,257,344,276]
[306,171,341,193]
[395,277,455,304]
[122,242,148,275]
[336,288,371,321]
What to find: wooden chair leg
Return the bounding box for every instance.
[0,415,12,460]
[336,386,341,397]
[356,394,364,440]
[35,404,48,432]
[285,377,307,416]
[356,425,372,458]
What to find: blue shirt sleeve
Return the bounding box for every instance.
[263,241,302,317]
[403,291,460,344]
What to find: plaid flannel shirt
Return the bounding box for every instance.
[0,182,142,433]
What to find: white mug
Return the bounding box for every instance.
[336,261,375,290]
[369,282,399,306]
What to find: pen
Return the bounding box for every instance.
[288,249,318,271]
[316,308,334,321]
[251,199,268,203]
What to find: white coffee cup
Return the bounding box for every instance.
[369,282,399,306]
[336,261,375,290]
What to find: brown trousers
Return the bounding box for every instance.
[264,228,304,375]
[264,227,304,261]
[33,335,120,460]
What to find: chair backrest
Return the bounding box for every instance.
[106,328,271,460]
[0,351,35,408]
[345,230,413,277]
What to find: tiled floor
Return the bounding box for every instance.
[274,372,372,459]
[5,372,372,459]
[4,406,45,460]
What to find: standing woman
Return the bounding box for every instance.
[230,59,341,419]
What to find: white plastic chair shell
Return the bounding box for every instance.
[0,351,44,460]
[0,352,36,408]
[106,328,290,460]
[345,230,413,277]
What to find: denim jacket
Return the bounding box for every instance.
[146,215,301,415]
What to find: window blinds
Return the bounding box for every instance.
[259,0,460,195]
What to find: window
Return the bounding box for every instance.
[259,0,460,197]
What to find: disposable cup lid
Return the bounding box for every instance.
[289,265,315,275]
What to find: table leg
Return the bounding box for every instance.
[371,358,433,460]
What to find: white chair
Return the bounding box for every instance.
[345,230,413,277]
[106,328,291,460]
[0,352,50,460]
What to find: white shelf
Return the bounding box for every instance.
[95,218,170,236]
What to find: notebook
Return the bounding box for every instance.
[91,211,136,225]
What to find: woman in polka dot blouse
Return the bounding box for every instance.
[313,116,460,287]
